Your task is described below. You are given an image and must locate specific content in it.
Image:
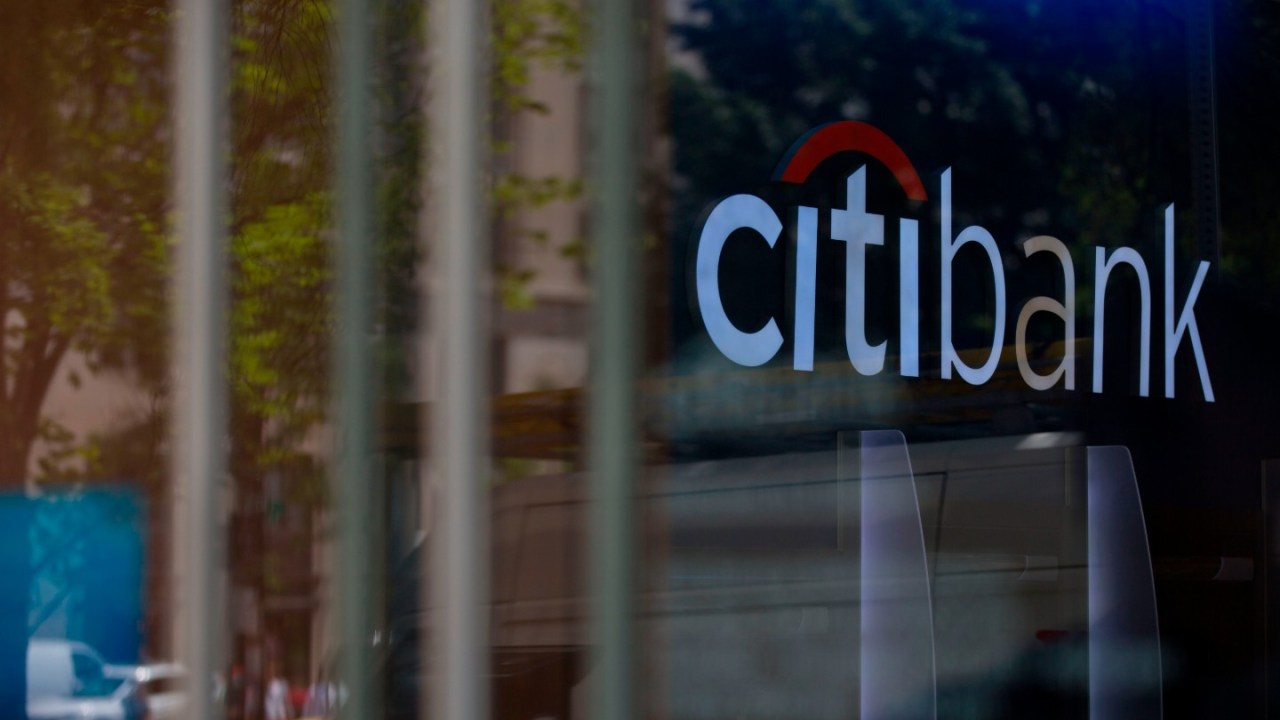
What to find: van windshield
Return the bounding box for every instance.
[70,675,125,698]
[70,651,123,698]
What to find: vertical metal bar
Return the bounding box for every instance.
[1186,0,1220,276]
[173,0,228,718]
[429,0,490,719]
[588,0,640,718]
[335,0,376,716]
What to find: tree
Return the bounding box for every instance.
[0,1,170,488]
[0,4,169,714]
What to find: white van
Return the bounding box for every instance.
[26,639,143,720]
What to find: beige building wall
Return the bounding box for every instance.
[498,62,590,395]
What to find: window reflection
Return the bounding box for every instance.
[3,0,1280,718]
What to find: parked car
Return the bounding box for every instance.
[27,639,145,720]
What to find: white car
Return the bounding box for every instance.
[26,639,145,720]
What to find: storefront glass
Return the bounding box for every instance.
[2,1,1279,719]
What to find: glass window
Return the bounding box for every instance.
[5,1,1280,718]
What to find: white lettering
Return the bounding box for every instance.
[1093,247,1151,396]
[1162,205,1214,401]
[899,217,920,377]
[696,194,784,367]
[940,169,1008,385]
[1015,236,1076,390]
[832,168,886,375]
[692,138,1217,403]
[794,206,818,371]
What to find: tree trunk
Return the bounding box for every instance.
[230,409,266,717]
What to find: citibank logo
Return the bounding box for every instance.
[694,121,1215,402]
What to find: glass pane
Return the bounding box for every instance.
[9,0,1280,719]
[655,0,1280,717]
